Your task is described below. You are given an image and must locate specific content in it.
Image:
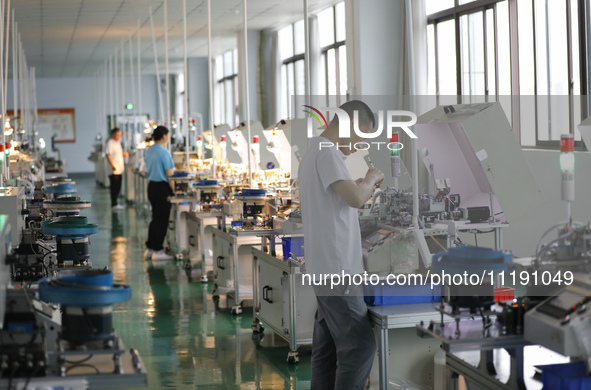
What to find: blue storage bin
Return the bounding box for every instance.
[195,179,218,186]
[364,282,441,306]
[282,237,304,260]
[239,189,267,197]
[538,362,591,390]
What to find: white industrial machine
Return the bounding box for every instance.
[0,210,147,389]
[0,186,26,248]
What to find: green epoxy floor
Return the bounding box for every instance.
[74,175,312,389]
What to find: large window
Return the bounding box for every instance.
[214,49,239,129]
[426,0,588,149]
[318,2,347,105]
[278,1,347,119]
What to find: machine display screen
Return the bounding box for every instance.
[549,291,583,311]
[537,291,585,319]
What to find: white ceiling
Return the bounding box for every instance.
[12,0,339,78]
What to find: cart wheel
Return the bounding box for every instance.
[286,351,299,364]
[252,321,265,334]
[231,305,242,315]
[175,253,183,261]
[200,274,209,283]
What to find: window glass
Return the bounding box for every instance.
[425,0,454,16]
[278,25,294,60]
[339,46,347,97]
[294,20,305,55]
[437,20,457,95]
[318,6,335,47]
[427,24,436,95]
[335,2,346,42]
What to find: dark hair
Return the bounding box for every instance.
[110,127,121,136]
[152,126,169,141]
[329,100,375,129]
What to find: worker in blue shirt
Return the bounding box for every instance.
[143,125,175,260]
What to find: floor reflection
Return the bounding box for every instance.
[77,176,312,389]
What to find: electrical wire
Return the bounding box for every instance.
[535,221,585,256]
[65,363,100,375]
[23,365,40,390]
[63,354,94,364]
[7,367,16,390]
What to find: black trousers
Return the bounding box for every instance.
[108,174,123,207]
[146,181,173,251]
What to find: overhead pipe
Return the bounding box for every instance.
[149,6,165,125]
[121,40,126,146]
[206,0,216,178]
[109,55,114,128]
[164,0,170,131]
[303,0,310,107]
[128,33,137,146]
[243,0,252,188]
[182,0,190,172]
[12,17,16,135]
[0,0,6,183]
[137,20,142,135]
[114,49,119,128]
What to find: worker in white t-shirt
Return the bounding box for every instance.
[298,100,384,390]
[105,128,128,210]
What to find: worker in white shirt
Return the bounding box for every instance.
[105,128,128,210]
[298,100,384,390]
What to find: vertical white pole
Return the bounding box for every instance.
[121,41,126,146]
[18,37,23,135]
[243,0,252,188]
[137,20,142,133]
[149,6,165,125]
[182,0,190,171]
[109,55,114,128]
[207,0,216,178]
[103,59,108,133]
[3,0,10,127]
[163,0,171,152]
[31,67,37,129]
[129,33,137,147]
[12,18,16,133]
[303,0,310,107]
[164,0,170,128]
[114,49,119,129]
[0,0,6,183]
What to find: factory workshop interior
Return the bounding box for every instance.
[3,0,591,389]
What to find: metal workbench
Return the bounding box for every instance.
[368,303,442,389]
[251,246,315,364]
[186,210,223,282]
[208,226,274,314]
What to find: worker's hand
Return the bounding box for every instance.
[365,168,384,187]
[355,178,364,185]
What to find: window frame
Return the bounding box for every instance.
[214,49,239,129]
[427,0,589,150]
[279,2,347,118]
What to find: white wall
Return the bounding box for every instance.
[7,75,160,173]
[238,30,260,122]
[346,0,404,95]
[503,150,591,257]
[187,57,210,133]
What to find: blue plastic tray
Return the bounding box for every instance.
[538,362,591,390]
[364,283,441,306]
[282,237,304,260]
